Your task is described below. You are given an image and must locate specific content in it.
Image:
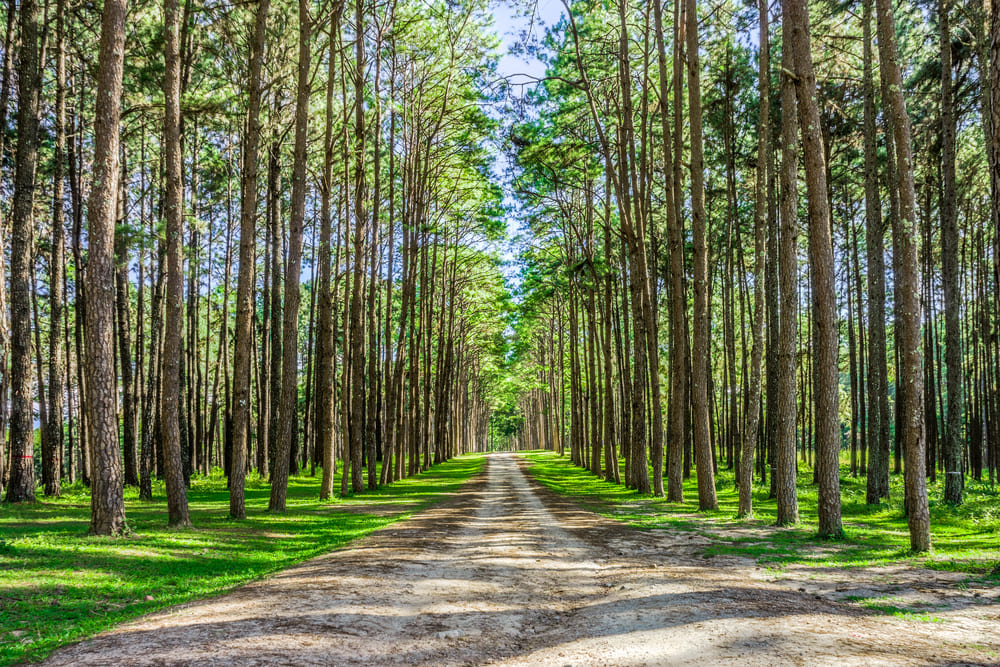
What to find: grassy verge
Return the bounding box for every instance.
[0,454,484,666]
[521,450,999,577]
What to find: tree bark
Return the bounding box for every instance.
[4,0,44,504]
[269,0,310,511]
[160,0,193,527]
[116,212,139,488]
[45,0,68,498]
[84,0,128,534]
[940,0,963,505]
[775,3,800,525]
[784,0,842,537]
[317,9,343,499]
[230,0,269,518]
[686,0,718,510]
[875,0,931,552]
[653,0,681,500]
[862,0,890,505]
[348,0,367,493]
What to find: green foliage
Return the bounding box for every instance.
[0,455,484,666]
[521,450,1000,575]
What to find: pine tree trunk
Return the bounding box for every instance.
[348,0,366,492]
[229,0,269,519]
[317,9,342,499]
[0,0,18,499]
[45,0,68,498]
[84,0,128,534]
[775,6,800,525]
[992,0,1000,424]
[940,0,964,505]
[862,0,890,504]
[160,0,192,527]
[686,0,718,511]
[266,133,282,480]
[653,0,683,501]
[785,0,842,537]
[116,212,139,488]
[269,0,310,511]
[875,0,931,552]
[5,0,42,504]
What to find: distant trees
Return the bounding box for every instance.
[509,0,1000,552]
[0,0,996,558]
[0,0,508,528]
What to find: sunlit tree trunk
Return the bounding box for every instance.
[229,0,269,519]
[269,0,311,512]
[775,1,800,525]
[160,0,192,527]
[84,0,128,534]
[4,0,42,504]
[686,0,717,510]
[785,0,842,537]
[875,0,931,552]
[45,0,68,498]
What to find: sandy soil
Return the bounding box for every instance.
[39,453,1000,666]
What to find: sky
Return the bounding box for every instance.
[490,0,564,90]
[485,0,565,292]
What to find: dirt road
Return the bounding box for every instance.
[42,453,999,666]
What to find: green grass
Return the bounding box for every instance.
[521,450,1000,577]
[842,595,946,622]
[0,454,484,666]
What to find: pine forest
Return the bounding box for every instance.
[1,0,1000,661]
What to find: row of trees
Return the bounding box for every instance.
[0,0,513,533]
[508,0,1000,552]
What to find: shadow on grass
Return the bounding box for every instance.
[520,450,1000,576]
[0,454,484,666]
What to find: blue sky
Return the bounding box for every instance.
[486,0,566,289]
[490,0,564,92]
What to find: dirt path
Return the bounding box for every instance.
[41,453,999,666]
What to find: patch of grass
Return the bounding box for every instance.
[0,454,484,666]
[852,596,945,622]
[521,450,1000,576]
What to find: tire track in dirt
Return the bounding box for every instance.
[39,453,999,666]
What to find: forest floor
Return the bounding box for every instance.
[0,456,484,666]
[35,452,1000,666]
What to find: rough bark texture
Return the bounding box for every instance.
[686,0,718,511]
[0,0,15,499]
[229,0,269,519]
[84,0,128,534]
[993,0,1000,419]
[785,0,842,537]
[939,0,963,506]
[269,0,310,512]
[775,8,800,526]
[875,0,931,552]
[4,0,43,504]
[160,0,192,528]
